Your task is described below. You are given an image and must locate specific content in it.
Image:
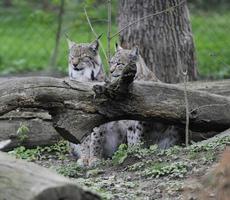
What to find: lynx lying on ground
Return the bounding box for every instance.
[68,39,181,167]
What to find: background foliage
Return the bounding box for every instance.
[0,0,229,79]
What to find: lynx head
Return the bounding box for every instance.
[110,44,159,82]
[67,36,103,81]
[109,44,139,80]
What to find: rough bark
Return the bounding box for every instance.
[0,76,229,143]
[118,0,197,83]
[0,152,101,200]
[183,80,230,97]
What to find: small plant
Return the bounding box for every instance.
[16,122,30,142]
[128,161,145,171]
[203,151,216,163]
[188,136,230,153]
[56,163,83,177]
[39,140,69,160]
[9,140,69,161]
[9,146,41,161]
[164,145,181,156]
[143,161,188,178]
[112,144,128,165]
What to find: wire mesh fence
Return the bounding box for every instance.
[0,0,229,79]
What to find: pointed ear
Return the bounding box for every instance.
[115,43,123,51]
[90,40,99,52]
[90,33,103,51]
[130,46,139,57]
[66,38,75,49]
[90,40,100,52]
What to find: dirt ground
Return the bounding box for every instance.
[23,133,230,200]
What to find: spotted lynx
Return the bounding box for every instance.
[67,37,132,167]
[68,39,181,167]
[110,44,182,149]
[67,36,104,81]
[110,44,159,82]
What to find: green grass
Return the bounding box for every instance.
[191,12,230,78]
[0,4,229,79]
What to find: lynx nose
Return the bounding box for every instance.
[73,63,78,68]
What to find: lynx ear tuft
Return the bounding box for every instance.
[90,33,103,52]
[115,43,123,51]
[66,38,76,49]
[90,39,99,52]
[65,33,75,49]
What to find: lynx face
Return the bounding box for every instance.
[67,38,103,81]
[110,45,159,82]
[109,45,138,80]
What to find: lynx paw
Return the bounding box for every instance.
[88,157,101,168]
[77,158,89,168]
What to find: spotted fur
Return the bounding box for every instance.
[110,45,159,81]
[68,41,181,167]
[110,45,182,149]
[67,37,104,81]
[67,38,131,167]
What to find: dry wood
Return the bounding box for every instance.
[0,152,100,200]
[0,73,229,143]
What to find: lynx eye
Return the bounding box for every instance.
[70,55,75,60]
[117,62,125,66]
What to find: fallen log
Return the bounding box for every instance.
[183,79,230,97]
[0,70,229,143]
[0,152,100,200]
[0,108,61,150]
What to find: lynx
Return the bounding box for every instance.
[110,44,182,149]
[67,36,104,81]
[68,40,181,167]
[67,37,131,167]
[110,44,159,82]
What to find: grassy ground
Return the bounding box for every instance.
[9,134,230,199]
[0,4,229,78]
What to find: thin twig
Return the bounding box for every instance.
[107,0,112,61]
[110,0,186,39]
[190,104,228,114]
[182,70,189,146]
[84,7,108,62]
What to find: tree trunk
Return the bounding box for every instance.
[0,75,229,143]
[118,0,197,83]
[0,152,101,200]
[3,0,12,7]
[49,0,65,72]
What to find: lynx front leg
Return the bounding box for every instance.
[127,121,143,147]
[89,127,105,167]
[75,135,91,167]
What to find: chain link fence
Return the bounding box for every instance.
[0,0,229,79]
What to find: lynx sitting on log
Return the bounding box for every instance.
[67,38,181,167]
